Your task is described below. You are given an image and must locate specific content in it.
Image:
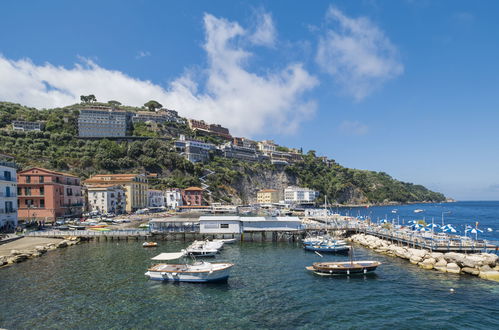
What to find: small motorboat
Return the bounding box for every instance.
[185,240,223,257]
[306,260,381,275]
[414,209,424,213]
[303,240,350,253]
[143,242,158,248]
[145,252,233,282]
[213,238,237,244]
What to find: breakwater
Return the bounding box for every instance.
[350,234,499,282]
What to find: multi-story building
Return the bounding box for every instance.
[12,121,44,132]
[233,137,257,149]
[182,187,204,206]
[86,184,126,215]
[175,135,216,163]
[84,174,148,212]
[165,188,183,209]
[284,186,318,204]
[78,106,131,137]
[188,119,231,139]
[257,140,277,154]
[257,189,279,204]
[131,109,183,125]
[148,189,165,208]
[17,168,83,222]
[219,142,258,161]
[0,154,18,232]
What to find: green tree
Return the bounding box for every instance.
[107,100,121,108]
[144,100,162,112]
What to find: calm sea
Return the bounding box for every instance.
[0,201,498,329]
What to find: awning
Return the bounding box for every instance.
[151,252,185,260]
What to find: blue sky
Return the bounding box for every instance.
[1,0,498,200]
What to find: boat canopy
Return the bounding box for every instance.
[151,252,186,260]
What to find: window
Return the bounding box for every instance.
[4,171,11,181]
[39,176,44,183]
[26,175,31,183]
[17,187,21,195]
[25,187,31,196]
[40,187,44,195]
[5,186,11,197]
[40,199,45,208]
[5,201,14,213]
[220,224,229,229]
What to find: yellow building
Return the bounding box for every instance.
[257,189,279,204]
[84,174,148,212]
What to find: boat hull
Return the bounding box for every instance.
[145,263,233,282]
[303,245,350,253]
[307,261,381,275]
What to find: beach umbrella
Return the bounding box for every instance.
[427,223,440,229]
[411,223,423,230]
[465,227,483,240]
[442,227,457,233]
[380,219,389,224]
[417,227,431,232]
[408,220,416,225]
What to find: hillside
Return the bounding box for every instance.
[0,101,446,205]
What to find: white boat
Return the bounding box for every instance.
[391,209,397,214]
[414,209,424,213]
[213,238,237,244]
[185,240,224,257]
[145,252,233,282]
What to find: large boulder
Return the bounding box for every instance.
[444,252,466,267]
[56,241,68,248]
[430,252,444,260]
[461,267,480,276]
[461,255,485,269]
[434,259,448,272]
[446,262,461,274]
[480,253,498,267]
[419,258,436,270]
[479,265,492,272]
[35,246,47,253]
[479,271,499,282]
[10,249,21,255]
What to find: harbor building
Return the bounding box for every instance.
[199,216,242,234]
[0,154,18,232]
[257,189,279,204]
[17,168,83,222]
[78,106,131,137]
[165,188,183,209]
[148,189,166,208]
[86,184,126,215]
[84,174,148,212]
[187,119,232,140]
[182,187,204,206]
[284,186,318,204]
[174,135,216,163]
[12,121,44,132]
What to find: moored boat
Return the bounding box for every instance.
[143,242,158,247]
[304,243,350,253]
[145,252,234,282]
[306,260,381,275]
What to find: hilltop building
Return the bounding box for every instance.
[0,154,18,232]
[284,186,318,205]
[12,121,44,132]
[86,184,126,215]
[132,109,184,125]
[175,135,216,163]
[257,189,279,204]
[219,141,259,162]
[84,174,148,212]
[17,168,83,222]
[188,119,231,140]
[78,106,131,137]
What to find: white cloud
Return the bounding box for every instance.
[316,7,403,100]
[0,12,317,137]
[339,120,369,136]
[249,12,277,47]
[135,50,151,59]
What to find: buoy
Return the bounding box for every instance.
[450,288,455,292]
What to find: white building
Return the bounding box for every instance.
[241,216,302,231]
[148,189,165,208]
[165,188,183,209]
[87,185,126,215]
[0,154,18,232]
[199,216,242,234]
[284,186,318,204]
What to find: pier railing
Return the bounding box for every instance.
[26,229,151,238]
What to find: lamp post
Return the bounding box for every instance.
[441,211,451,226]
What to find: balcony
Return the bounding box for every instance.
[0,192,16,197]
[0,175,16,182]
[0,208,17,214]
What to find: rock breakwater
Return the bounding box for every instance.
[350,234,499,282]
[0,237,80,268]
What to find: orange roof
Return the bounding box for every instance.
[183,187,203,191]
[84,174,143,184]
[18,167,79,178]
[259,189,277,193]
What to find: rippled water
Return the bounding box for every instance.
[1,240,498,329]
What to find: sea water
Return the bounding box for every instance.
[1,202,498,329]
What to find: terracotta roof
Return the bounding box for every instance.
[18,167,79,178]
[183,187,203,191]
[84,174,144,184]
[259,189,278,193]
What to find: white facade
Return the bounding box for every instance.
[241,216,302,231]
[199,216,242,234]
[87,185,126,215]
[284,186,318,204]
[148,190,166,208]
[165,189,183,209]
[0,156,18,231]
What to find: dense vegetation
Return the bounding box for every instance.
[0,101,446,204]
